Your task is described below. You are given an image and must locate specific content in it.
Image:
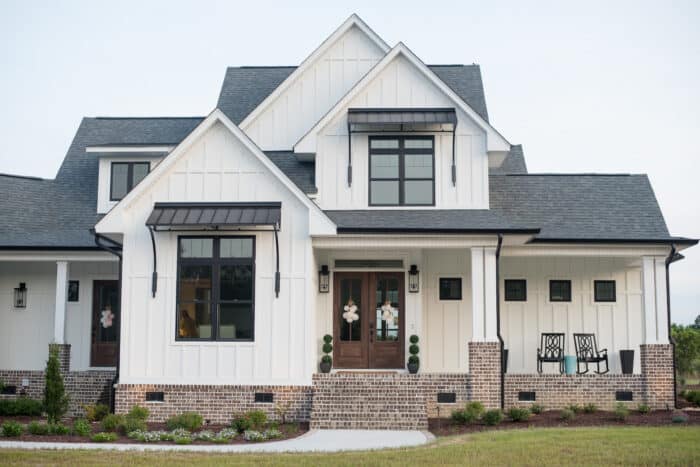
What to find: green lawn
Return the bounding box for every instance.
[1,426,699,466]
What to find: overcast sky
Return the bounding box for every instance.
[1,1,698,324]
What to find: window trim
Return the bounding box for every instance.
[438,277,463,301]
[368,135,435,207]
[594,280,616,302]
[110,161,151,201]
[504,279,527,302]
[175,236,256,342]
[549,280,572,303]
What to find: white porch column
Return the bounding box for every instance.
[641,256,669,345]
[471,248,485,341]
[471,247,499,342]
[53,261,68,344]
[483,247,498,341]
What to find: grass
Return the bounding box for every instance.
[0,426,699,466]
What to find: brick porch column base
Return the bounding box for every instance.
[640,344,674,409]
[468,341,501,409]
[48,343,71,374]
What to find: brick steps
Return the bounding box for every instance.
[311,373,428,430]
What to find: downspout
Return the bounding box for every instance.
[148,226,157,298]
[91,230,122,414]
[665,245,684,409]
[495,234,505,410]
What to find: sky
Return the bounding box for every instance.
[0,0,698,324]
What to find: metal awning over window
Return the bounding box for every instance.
[346,108,458,186]
[145,202,282,298]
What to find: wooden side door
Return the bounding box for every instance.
[91,280,119,367]
[333,272,368,368]
[368,272,405,369]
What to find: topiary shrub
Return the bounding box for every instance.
[507,407,530,422]
[1,421,23,437]
[637,403,651,414]
[91,432,118,443]
[560,409,575,421]
[72,419,92,437]
[482,409,503,426]
[583,403,597,414]
[83,403,110,422]
[166,412,204,432]
[613,403,629,421]
[43,348,69,424]
[529,404,544,415]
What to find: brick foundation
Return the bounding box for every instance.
[640,344,675,409]
[468,341,501,409]
[115,384,313,424]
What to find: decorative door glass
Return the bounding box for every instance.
[375,277,399,341]
[339,278,362,341]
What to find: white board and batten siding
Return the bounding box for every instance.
[501,256,644,374]
[314,55,489,211]
[243,25,385,151]
[118,121,315,385]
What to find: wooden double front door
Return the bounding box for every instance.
[333,272,405,369]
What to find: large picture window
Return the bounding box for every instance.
[369,136,434,206]
[110,162,150,201]
[176,237,255,341]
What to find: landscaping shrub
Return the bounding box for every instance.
[43,348,69,424]
[243,430,265,442]
[83,403,110,422]
[583,403,598,414]
[1,421,24,437]
[263,428,282,439]
[451,401,484,425]
[529,404,544,415]
[101,414,125,432]
[0,398,43,416]
[166,412,204,432]
[120,416,147,434]
[613,403,629,421]
[245,410,268,431]
[91,432,118,442]
[174,435,193,445]
[27,421,50,435]
[560,409,575,421]
[49,423,70,435]
[637,403,651,414]
[73,419,92,437]
[684,390,700,407]
[232,415,252,433]
[482,409,503,426]
[507,407,530,422]
[566,404,583,414]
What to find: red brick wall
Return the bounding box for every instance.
[468,341,501,409]
[640,344,675,409]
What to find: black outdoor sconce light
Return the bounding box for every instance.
[408,265,420,293]
[14,282,27,308]
[319,265,330,293]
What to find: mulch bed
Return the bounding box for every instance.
[0,418,309,445]
[429,410,700,437]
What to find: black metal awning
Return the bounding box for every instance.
[145,202,283,299]
[146,202,281,230]
[346,108,459,187]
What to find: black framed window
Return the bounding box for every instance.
[176,237,255,341]
[110,162,150,201]
[439,278,462,300]
[369,136,434,206]
[504,279,527,301]
[549,280,572,302]
[67,280,80,302]
[594,280,616,302]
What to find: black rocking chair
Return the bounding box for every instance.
[573,333,609,374]
[537,333,565,374]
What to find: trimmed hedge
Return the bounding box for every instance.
[0,398,43,416]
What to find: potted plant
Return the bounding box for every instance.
[407,335,420,374]
[320,334,333,373]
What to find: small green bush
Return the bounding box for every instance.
[583,403,597,414]
[49,423,70,435]
[73,419,92,437]
[507,407,530,422]
[83,403,110,422]
[529,404,544,414]
[637,403,651,414]
[232,415,252,433]
[166,412,204,432]
[1,421,24,437]
[560,409,575,421]
[566,404,583,414]
[174,435,193,444]
[243,430,265,442]
[127,405,150,422]
[245,410,268,431]
[452,401,485,425]
[120,416,146,434]
[0,398,43,416]
[43,348,69,424]
[613,403,629,421]
[101,414,125,432]
[91,432,118,442]
[684,390,700,407]
[27,421,50,435]
[482,409,503,426]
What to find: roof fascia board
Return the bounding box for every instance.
[294,43,510,153]
[95,109,336,235]
[239,14,390,130]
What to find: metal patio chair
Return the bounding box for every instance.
[537,333,565,374]
[573,333,609,374]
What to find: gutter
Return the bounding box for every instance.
[90,230,123,414]
[665,245,685,409]
[495,233,505,410]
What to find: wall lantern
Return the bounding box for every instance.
[14,282,27,308]
[408,265,420,293]
[319,265,330,293]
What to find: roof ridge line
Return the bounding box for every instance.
[0,173,46,181]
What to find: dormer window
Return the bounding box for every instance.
[110,162,150,201]
[369,136,434,206]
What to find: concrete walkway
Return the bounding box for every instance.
[0,429,433,453]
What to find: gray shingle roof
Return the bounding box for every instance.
[217,64,489,124]
[489,144,528,175]
[263,151,316,194]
